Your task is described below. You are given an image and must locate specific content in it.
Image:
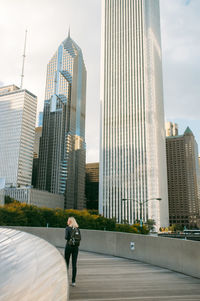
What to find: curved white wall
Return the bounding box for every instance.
[0,228,68,301]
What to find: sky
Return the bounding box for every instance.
[0,0,200,162]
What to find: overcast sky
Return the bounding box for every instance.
[0,0,200,162]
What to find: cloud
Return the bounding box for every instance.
[1,0,200,160]
[0,0,101,163]
[161,0,200,149]
[184,0,191,5]
[161,0,200,119]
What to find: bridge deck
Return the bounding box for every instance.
[59,250,200,301]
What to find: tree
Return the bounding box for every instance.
[146,219,156,232]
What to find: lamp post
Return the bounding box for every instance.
[122,198,162,227]
[121,198,130,223]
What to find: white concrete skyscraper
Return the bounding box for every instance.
[99,0,169,229]
[0,85,37,187]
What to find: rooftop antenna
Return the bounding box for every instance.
[20,29,27,89]
[68,26,70,38]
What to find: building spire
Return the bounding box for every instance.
[68,27,70,38]
[20,29,28,90]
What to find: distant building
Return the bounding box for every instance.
[0,190,4,205]
[38,112,43,127]
[33,127,42,158]
[166,127,200,228]
[199,155,200,214]
[1,187,64,209]
[85,163,99,210]
[36,32,86,210]
[32,127,42,188]
[165,122,178,137]
[0,85,37,187]
[31,158,39,188]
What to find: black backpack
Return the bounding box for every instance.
[68,227,81,246]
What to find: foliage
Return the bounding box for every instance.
[0,204,28,226]
[159,224,184,233]
[145,219,156,232]
[0,202,149,234]
[87,209,99,215]
[4,195,16,204]
[116,223,136,233]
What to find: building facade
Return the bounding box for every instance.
[166,127,200,228]
[99,0,169,229]
[85,163,99,210]
[165,122,178,137]
[32,127,42,187]
[33,127,42,159]
[36,32,86,209]
[0,85,37,187]
[1,187,64,209]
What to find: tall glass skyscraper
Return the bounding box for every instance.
[37,32,86,209]
[99,0,169,229]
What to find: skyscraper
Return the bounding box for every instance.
[36,32,86,209]
[165,122,178,137]
[33,127,42,159]
[99,0,169,229]
[85,163,99,210]
[32,126,42,188]
[166,127,200,228]
[0,85,37,187]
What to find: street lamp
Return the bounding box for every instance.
[121,198,129,223]
[122,198,162,227]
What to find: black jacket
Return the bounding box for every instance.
[65,226,73,242]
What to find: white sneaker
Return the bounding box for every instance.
[71,282,76,287]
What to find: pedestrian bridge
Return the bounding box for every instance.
[1,227,200,300]
[66,250,200,301]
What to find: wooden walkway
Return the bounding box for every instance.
[59,249,200,301]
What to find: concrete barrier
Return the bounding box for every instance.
[10,226,200,279]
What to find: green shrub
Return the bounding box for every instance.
[0,202,149,234]
[0,206,27,226]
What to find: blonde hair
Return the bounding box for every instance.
[68,216,79,228]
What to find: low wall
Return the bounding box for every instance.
[10,227,200,279]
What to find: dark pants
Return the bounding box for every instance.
[65,244,79,283]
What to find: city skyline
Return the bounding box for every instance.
[0,0,200,162]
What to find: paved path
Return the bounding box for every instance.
[59,249,200,301]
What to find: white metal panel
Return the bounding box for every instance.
[0,228,68,301]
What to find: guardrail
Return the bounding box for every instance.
[159,230,200,241]
[0,228,68,301]
[183,230,200,241]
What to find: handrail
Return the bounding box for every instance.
[184,229,200,234]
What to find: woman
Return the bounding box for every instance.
[65,217,81,287]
